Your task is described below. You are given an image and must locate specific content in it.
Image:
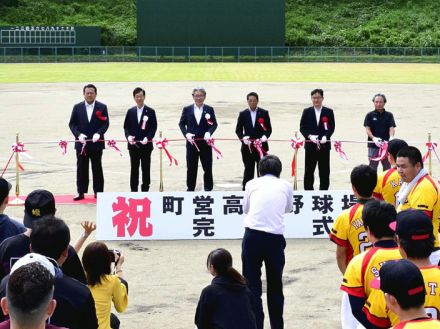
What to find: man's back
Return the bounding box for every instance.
[0,215,25,245]
[373,168,402,206]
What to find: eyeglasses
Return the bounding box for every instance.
[193,94,205,98]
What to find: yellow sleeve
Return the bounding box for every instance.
[329,210,349,247]
[410,183,437,212]
[363,288,397,328]
[340,254,365,297]
[373,173,384,199]
[112,275,128,313]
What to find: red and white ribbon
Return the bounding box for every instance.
[258,118,267,131]
[11,143,27,171]
[155,138,178,166]
[423,142,440,163]
[333,141,348,161]
[371,141,388,161]
[253,139,267,160]
[141,116,148,130]
[205,113,213,126]
[107,140,124,157]
[189,139,200,152]
[290,138,304,177]
[207,139,223,159]
[58,140,68,156]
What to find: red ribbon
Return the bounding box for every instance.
[107,140,124,157]
[423,142,440,163]
[333,141,348,161]
[58,140,68,156]
[95,110,107,121]
[290,138,304,177]
[253,139,267,159]
[156,138,178,166]
[371,141,388,161]
[11,143,26,171]
[322,116,328,131]
[189,139,200,152]
[258,118,267,131]
[207,139,223,159]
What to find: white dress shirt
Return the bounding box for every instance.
[314,106,322,125]
[85,102,95,122]
[243,175,293,235]
[137,106,143,123]
[249,108,257,127]
[194,104,203,125]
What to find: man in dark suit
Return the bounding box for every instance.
[235,92,272,190]
[300,88,335,190]
[68,84,109,201]
[178,88,218,191]
[123,87,158,192]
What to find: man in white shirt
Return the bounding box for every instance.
[241,155,293,329]
[178,88,218,191]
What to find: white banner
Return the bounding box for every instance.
[96,190,357,240]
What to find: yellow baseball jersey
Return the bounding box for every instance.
[397,174,440,247]
[341,243,401,328]
[329,202,372,264]
[366,265,440,328]
[394,318,440,328]
[373,168,402,207]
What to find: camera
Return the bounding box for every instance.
[108,249,121,263]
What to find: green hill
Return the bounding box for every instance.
[1,0,440,47]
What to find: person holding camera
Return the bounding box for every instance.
[82,242,128,329]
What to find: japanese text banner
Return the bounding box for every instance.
[96,191,355,240]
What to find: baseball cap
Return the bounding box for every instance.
[388,139,408,159]
[370,259,425,306]
[23,189,56,229]
[389,209,433,241]
[0,178,12,202]
[10,253,55,277]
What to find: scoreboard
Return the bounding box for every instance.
[0,26,101,46]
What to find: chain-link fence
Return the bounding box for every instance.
[1,46,440,63]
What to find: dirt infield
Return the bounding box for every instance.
[1,81,439,328]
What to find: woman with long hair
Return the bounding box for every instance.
[195,248,257,329]
[82,241,128,329]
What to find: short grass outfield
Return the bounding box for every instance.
[1,62,440,84]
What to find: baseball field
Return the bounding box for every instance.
[1,62,439,328]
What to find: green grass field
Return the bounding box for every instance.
[1,62,440,84]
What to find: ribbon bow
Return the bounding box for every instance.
[371,141,388,162]
[11,143,27,171]
[423,142,440,163]
[58,140,68,156]
[253,139,267,160]
[156,138,178,166]
[207,138,223,159]
[290,138,304,176]
[107,140,124,157]
[333,141,348,161]
[258,118,267,131]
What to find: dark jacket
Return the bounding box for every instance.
[123,105,158,150]
[68,100,110,151]
[0,215,25,245]
[235,108,272,152]
[300,106,335,150]
[179,104,217,139]
[195,275,257,329]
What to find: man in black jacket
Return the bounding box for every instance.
[123,87,158,192]
[235,92,272,190]
[69,84,109,201]
[300,88,335,190]
[178,88,218,191]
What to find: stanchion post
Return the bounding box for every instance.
[428,132,432,176]
[159,131,164,192]
[9,133,24,205]
[293,131,298,191]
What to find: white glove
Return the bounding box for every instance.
[321,136,327,144]
[372,137,382,144]
[78,133,87,144]
[185,133,195,141]
[92,133,100,143]
[309,135,319,142]
[261,135,268,143]
[204,132,211,141]
[127,135,135,144]
[389,136,394,141]
[242,136,250,146]
[141,137,148,145]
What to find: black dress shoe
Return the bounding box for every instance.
[73,193,84,201]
